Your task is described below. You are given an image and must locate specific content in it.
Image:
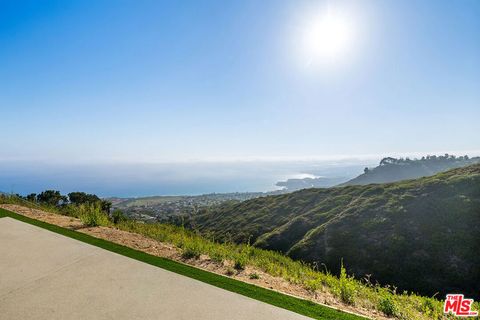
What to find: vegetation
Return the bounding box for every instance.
[11,190,112,215]
[378,296,399,317]
[36,190,67,206]
[181,164,480,301]
[338,262,356,305]
[110,209,128,224]
[77,203,111,227]
[249,273,260,279]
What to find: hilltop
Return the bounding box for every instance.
[182,164,480,299]
[272,154,479,192]
[342,154,479,186]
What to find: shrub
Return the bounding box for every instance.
[234,256,247,270]
[111,209,127,224]
[338,262,356,305]
[249,273,260,279]
[78,204,110,227]
[378,296,398,317]
[420,298,436,317]
[181,243,202,259]
[209,248,226,263]
[304,278,322,292]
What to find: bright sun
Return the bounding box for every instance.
[301,10,353,65]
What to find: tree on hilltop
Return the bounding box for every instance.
[37,190,67,206]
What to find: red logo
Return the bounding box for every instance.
[444,294,478,317]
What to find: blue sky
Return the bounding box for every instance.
[1,0,479,163]
[0,1,479,195]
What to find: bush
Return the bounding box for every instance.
[378,296,398,317]
[181,243,202,259]
[209,248,226,263]
[304,278,322,292]
[249,273,260,279]
[420,298,436,317]
[111,209,127,224]
[338,262,356,305]
[78,204,110,227]
[234,256,247,270]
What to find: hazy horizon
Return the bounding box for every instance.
[0,157,374,197]
[2,150,479,197]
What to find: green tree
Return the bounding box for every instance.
[68,191,111,213]
[68,192,100,205]
[37,190,67,206]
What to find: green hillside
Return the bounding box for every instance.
[343,154,479,186]
[184,164,480,299]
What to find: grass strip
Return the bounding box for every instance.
[0,208,366,320]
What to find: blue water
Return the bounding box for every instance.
[0,160,368,197]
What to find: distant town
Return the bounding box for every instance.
[109,191,285,222]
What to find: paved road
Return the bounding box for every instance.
[0,217,312,320]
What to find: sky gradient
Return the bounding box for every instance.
[1,0,479,195]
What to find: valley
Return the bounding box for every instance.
[180,163,480,299]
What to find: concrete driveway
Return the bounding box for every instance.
[0,217,312,320]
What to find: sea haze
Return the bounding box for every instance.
[0,159,370,197]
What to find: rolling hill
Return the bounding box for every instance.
[183,164,480,299]
[342,154,479,186]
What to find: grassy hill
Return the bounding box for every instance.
[183,164,480,299]
[343,154,479,186]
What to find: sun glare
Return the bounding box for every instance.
[301,9,354,66]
